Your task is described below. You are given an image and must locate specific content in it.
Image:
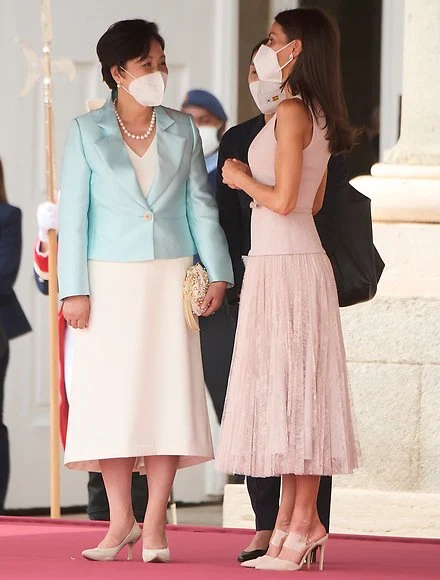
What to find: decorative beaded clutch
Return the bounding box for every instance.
[183,263,210,332]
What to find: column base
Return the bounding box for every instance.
[351,163,440,223]
[331,487,440,538]
[222,484,440,538]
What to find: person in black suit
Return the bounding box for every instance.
[181,90,236,424]
[0,159,31,513]
[216,42,348,562]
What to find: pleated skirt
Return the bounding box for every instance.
[64,258,214,472]
[216,253,359,477]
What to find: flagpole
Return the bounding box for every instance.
[41,0,60,519]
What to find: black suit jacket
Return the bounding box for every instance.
[216,114,348,301]
[207,169,217,195]
[0,204,31,340]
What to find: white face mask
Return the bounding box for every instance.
[253,41,295,83]
[249,80,286,114]
[120,68,168,107]
[198,125,220,157]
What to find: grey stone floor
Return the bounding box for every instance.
[172,504,223,527]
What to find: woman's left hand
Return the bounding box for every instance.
[222,158,251,190]
[200,281,228,317]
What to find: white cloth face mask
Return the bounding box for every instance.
[249,80,286,114]
[198,125,220,157]
[120,68,168,107]
[253,41,295,83]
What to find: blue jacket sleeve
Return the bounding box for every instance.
[58,119,91,300]
[185,117,234,286]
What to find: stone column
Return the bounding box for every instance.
[353,0,440,222]
[386,0,440,166]
[343,0,440,538]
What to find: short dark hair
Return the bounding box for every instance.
[96,19,165,90]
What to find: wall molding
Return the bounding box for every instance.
[213,0,239,125]
[379,0,405,159]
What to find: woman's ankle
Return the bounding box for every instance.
[109,510,135,526]
[289,514,325,538]
[143,516,166,536]
[274,517,291,533]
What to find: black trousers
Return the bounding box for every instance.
[246,475,332,533]
[87,471,148,522]
[199,300,236,423]
[0,343,10,514]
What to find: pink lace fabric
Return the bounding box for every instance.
[216,254,359,476]
[216,98,360,477]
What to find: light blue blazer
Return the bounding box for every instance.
[58,96,234,300]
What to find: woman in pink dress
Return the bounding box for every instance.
[217,8,359,571]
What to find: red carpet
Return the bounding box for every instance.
[1,517,439,579]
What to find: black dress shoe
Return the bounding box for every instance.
[237,548,268,563]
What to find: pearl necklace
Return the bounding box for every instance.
[113,101,156,140]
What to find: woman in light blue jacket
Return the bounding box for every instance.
[58,19,233,563]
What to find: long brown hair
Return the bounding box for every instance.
[275,8,357,153]
[0,159,8,204]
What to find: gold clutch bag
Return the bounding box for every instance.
[183,263,210,332]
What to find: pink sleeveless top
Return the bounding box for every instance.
[247,97,330,256]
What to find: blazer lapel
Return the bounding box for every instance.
[94,97,148,209]
[147,106,186,207]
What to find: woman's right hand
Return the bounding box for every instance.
[222,159,252,190]
[62,296,90,329]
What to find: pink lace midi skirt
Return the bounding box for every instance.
[216,253,359,477]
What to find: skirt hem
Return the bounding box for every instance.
[66,452,214,473]
[215,460,359,478]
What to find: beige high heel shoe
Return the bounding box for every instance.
[306,536,328,571]
[241,529,288,568]
[142,546,171,563]
[256,533,328,571]
[82,522,142,561]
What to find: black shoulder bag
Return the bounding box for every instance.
[316,184,385,307]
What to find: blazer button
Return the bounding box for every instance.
[144,211,153,222]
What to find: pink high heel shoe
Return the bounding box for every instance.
[256,532,328,571]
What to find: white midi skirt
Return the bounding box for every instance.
[64,258,214,472]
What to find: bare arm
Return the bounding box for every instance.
[222,99,312,216]
[312,169,328,216]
